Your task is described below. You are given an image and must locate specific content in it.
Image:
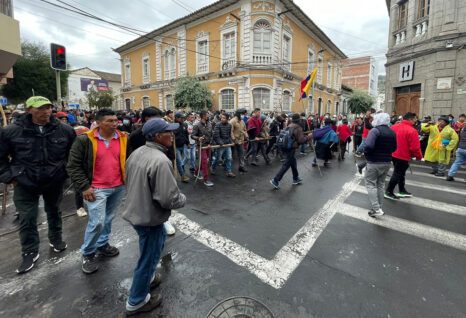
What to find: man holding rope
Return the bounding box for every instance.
[211,113,235,178]
[192,110,214,187]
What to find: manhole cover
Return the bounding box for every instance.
[206,296,275,318]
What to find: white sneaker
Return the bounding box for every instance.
[164,221,176,236]
[76,207,87,217]
[368,209,385,218]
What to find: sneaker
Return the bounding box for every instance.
[226,172,236,178]
[368,209,384,218]
[126,293,162,316]
[150,273,162,290]
[204,180,214,187]
[384,192,400,200]
[429,171,437,175]
[435,172,445,177]
[292,177,303,185]
[76,207,87,217]
[250,161,258,166]
[446,176,455,181]
[16,252,39,274]
[181,175,190,183]
[96,243,119,257]
[164,221,176,236]
[239,166,248,173]
[270,178,279,189]
[324,162,331,167]
[49,240,67,253]
[357,164,364,175]
[354,152,363,158]
[82,254,99,274]
[209,167,216,175]
[397,191,412,198]
[312,163,317,167]
[300,152,306,155]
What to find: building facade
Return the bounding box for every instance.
[385,0,466,117]
[66,67,122,110]
[342,56,378,97]
[114,0,347,115]
[0,0,21,85]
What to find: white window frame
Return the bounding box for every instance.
[307,48,315,74]
[317,52,323,84]
[327,100,332,114]
[142,52,150,84]
[124,58,131,86]
[253,20,272,55]
[125,98,131,111]
[282,90,291,111]
[251,86,272,111]
[219,88,236,110]
[196,31,209,74]
[333,64,338,89]
[142,96,150,109]
[318,98,323,115]
[282,34,292,72]
[165,93,174,111]
[220,30,236,71]
[327,61,332,88]
[169,48,176,79]
[164,49,170,79]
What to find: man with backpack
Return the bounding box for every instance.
[270,114,311,189]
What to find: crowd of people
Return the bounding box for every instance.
[0,95,464,315]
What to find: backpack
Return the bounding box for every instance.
[277,126,296,150]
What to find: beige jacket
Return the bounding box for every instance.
[230,116,248,144]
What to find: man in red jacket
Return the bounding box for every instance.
[385,112,423,200]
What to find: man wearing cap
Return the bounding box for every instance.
[230,108,248,173]
[0,96,76,274]
[173,112,190,183]
[123,118,186,315]
[192,110,214,187]
[422,115,459,176]
[67,108,128,274]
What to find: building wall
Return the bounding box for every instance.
[118,0,345,115]
[342,56,378,97]
[385,0,466,117]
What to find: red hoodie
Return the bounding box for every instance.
[248,116,262,137]
[337,124,352,142]
[391,120,423,161]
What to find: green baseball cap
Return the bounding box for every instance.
[25,96,52,108]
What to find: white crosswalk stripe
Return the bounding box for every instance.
[409,162,466,175]
[337,202,466,251]
[388,169,466,182]
[383,178,466,195]
[353,185,466,217]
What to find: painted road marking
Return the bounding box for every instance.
[353,185,466,217]
[383,178,466,196]
[410,162,466,173]
[389,169,466,183]
[337,203,466,251]
[171,174,364,289]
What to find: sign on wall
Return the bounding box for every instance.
[80,78,109,92]
[437,78,452,90]
[399,61,415,82]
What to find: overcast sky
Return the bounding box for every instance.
[13,0,389,75]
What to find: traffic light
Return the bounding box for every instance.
[50,43,67,71]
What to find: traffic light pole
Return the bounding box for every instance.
[55,70,61,107]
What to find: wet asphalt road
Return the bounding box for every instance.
[0,149,465,318]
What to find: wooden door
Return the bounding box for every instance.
[409,92,420,114]
[395,94,410,115]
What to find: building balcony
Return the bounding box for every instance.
[221,58,236,71]
[414,18,428,37]
[197,63,208,74]
[252,54,272,65]
[164,69,177,80]
[0,10,21,77]
[282,59,291,72]
[394,28,407,46]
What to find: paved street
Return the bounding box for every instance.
[0,151,465,318]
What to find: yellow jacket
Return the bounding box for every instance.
[421,124,458,164]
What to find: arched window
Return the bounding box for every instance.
[165,94,173,110]
[253,20,272,55]
[252,87,271,109]
[142,96,150,109]
[327,100,332,114]
[170,48,176,76]
[125,98,131,111]
[282,91,291,111]
[220,89,235,110]
[335,102,339,115]
[164,50,169,79]
[318,98,323,115]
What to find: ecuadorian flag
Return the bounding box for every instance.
[299,67,318,101]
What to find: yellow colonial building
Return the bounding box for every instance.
[114,0,347,115]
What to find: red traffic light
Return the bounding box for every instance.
[57,47,65,54]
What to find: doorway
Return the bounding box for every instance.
[395,84,421,115]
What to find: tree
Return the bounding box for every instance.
[347,89,375,115]
[1,41,69,104]
[86,88,115,109]
[174,76,212,111]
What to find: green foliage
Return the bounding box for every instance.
[0,41,70,104]
[86,88,115,109]
[174,76,212,111]
[347,89,375,115]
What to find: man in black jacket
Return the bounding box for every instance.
[127,107,162,157]
[211,114,235,178]
[0,96,76,274]
[174,112,190,182]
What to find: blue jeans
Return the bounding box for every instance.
[128,224,167,306]
[449,148,466,177]
[183,145,196,170]
[356,138,366,153]
[175,145,186,176]
[274,148,298,181]
[211,147,232,173]
[81,185,126,256]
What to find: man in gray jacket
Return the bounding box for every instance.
[122,118,186,316]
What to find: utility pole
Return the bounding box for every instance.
[56,70,61,107]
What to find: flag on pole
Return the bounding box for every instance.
[299,67,318,101]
